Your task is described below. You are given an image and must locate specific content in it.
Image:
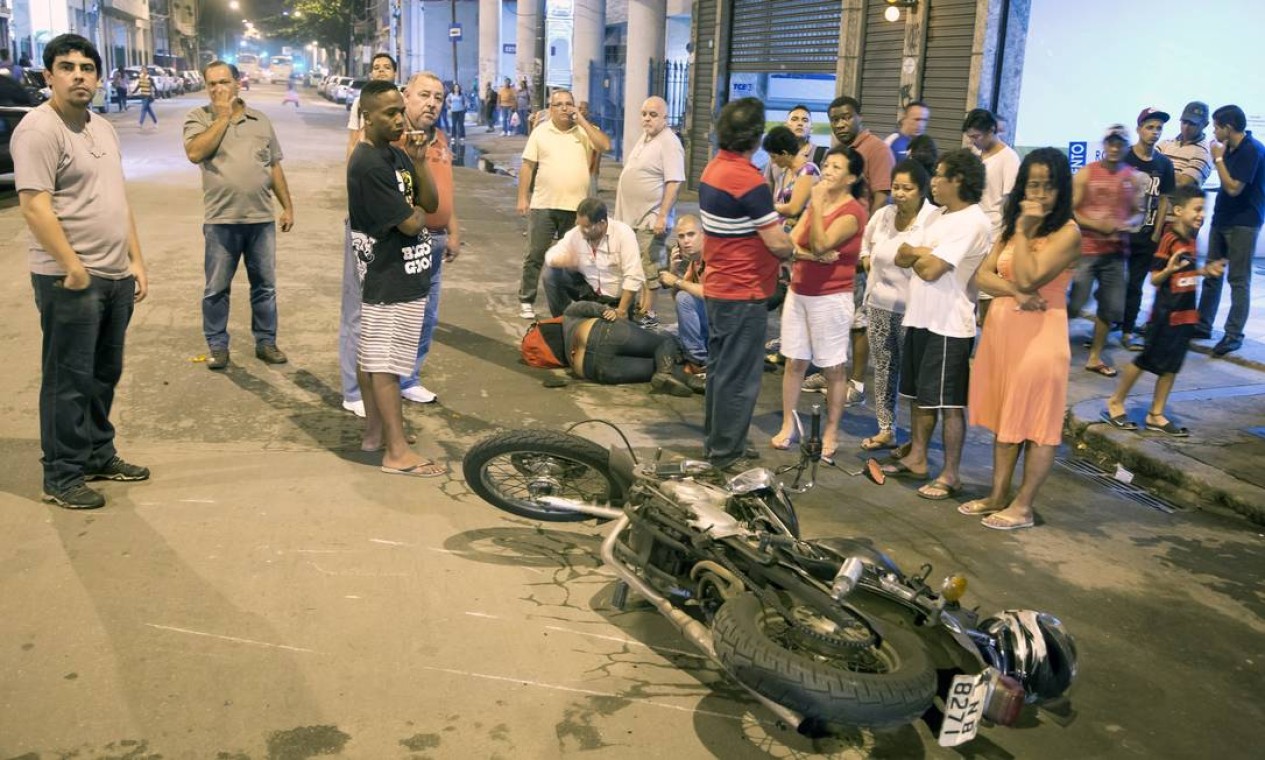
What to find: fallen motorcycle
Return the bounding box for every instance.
[461,410,1076,744]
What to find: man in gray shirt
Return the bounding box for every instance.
[14,34,150,509]
[184,60,294,370]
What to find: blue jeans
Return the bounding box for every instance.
[674,289,708,363]
[499,106,514,134]
[704,298,768,467]
[1067,253,1125,324]
[139,96,156,124]
[340,224,443,401]
[1198,225,1261,341]
[31,273,135,491]
[202,222,278,350]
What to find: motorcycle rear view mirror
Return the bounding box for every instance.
[725,467,776,494]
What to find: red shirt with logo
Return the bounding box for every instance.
[1150,231,1199,326]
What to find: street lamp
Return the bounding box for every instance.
[229,1,240,10]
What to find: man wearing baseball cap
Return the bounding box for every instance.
[1070,124,1145,377]
[1159,101,1213,189]
[1120,108,1176,350]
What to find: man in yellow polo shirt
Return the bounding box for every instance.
[515,88,612,319]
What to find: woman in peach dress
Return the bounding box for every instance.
[966,148,1082,530]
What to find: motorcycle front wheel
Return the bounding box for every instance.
[713,593,936,729]
[462,430,624,522]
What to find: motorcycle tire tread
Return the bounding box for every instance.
[462,429,623,523]
[712,593,936,729]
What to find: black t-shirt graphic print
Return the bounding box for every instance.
[347,142,433,304]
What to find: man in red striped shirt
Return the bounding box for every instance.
[698,97,794,471]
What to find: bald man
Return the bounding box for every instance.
[615,96,686,326]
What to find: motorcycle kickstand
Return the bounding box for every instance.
[611,581,630,611]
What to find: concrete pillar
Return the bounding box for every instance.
[478,0,501,93]
[515,0,540,93]
[570,0,604,109]
[623,0,666,159]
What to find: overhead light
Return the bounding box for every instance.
[885,0,918,23]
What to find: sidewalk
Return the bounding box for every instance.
[464,125,1265,527]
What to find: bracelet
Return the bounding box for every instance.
[1215,157,1225,163]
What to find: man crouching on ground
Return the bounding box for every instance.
[346,79,446,477]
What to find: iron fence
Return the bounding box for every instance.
[649,58,690,131]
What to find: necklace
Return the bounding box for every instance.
[50,100,105,159]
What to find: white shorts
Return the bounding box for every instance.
[780,289,853,368]
[359,298,427,376]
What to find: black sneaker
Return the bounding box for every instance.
[256,343,288,364]
[43,483,106,510]
[207,349,230,370]
[87,456,150,482]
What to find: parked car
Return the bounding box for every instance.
[0,104,33,175]
[335,78,364,105]
[20,70,47,103]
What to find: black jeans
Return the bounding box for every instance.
[32,274,135,491]
[520,208,576,304]
[704,298,768,466]
[544,267,624,317]
[582,320,676,384]
[1122,238,1158,334]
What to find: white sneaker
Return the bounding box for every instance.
[518,302,536,319]
[342,399,366,417]
[400,385,438,404]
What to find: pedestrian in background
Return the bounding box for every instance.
[111,67,128,111]
[1070,124,1144,378]
[183,60,294,370]
[14,34,150,509]
[515,88,612,320]
[447,82,466,141]
[497,77,514,135]
[137,66,157,127]
[1196,104,1265,356]
[1158,101,1213,189]
[515,78,531,136]
[1120,108,1176,351]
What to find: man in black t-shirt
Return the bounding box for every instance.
[347,79,445,478]
[1121,107,1176,350]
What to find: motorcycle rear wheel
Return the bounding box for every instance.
[462,430,623,522]
[713,593,936,729]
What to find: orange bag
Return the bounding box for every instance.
[521,317,568,368]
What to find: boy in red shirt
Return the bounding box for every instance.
[1103,184,1225,435]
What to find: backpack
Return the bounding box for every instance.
[521,316,568,368]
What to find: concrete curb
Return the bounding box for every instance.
[1066,405,1265,527]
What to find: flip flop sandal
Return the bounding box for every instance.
[860,435,899,451]
[1100,411,1139,430]
[865,458,887,485]
[1085,363,1118,378]
[381,460,448,478]
[878,460,928,479]
[1145,420,1190,437]
[981,513,1036,531]
[917,479,960,501]
[958,499,1000,516]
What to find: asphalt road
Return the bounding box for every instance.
[0,84,1260,760]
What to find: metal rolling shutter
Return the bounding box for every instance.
[687,0,720,188]
[728,0,842,73]
[921,0,977,149]
[858,0,904,134]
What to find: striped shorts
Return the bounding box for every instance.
[358,298,427,376]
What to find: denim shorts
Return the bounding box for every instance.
[1067,253,1125,324]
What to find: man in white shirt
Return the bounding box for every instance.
[516,88,613,319]
[888,149,992,502]
[615,96,685,327]
[962,108,1019,324]
[543,197,645,317]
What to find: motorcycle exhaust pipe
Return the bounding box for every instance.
[535,496,625,521]
[599,516,809,733]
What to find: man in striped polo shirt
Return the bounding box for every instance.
[698,97,794,471]
[1159,101,1214,190]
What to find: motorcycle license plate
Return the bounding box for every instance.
[937,673,988,747]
